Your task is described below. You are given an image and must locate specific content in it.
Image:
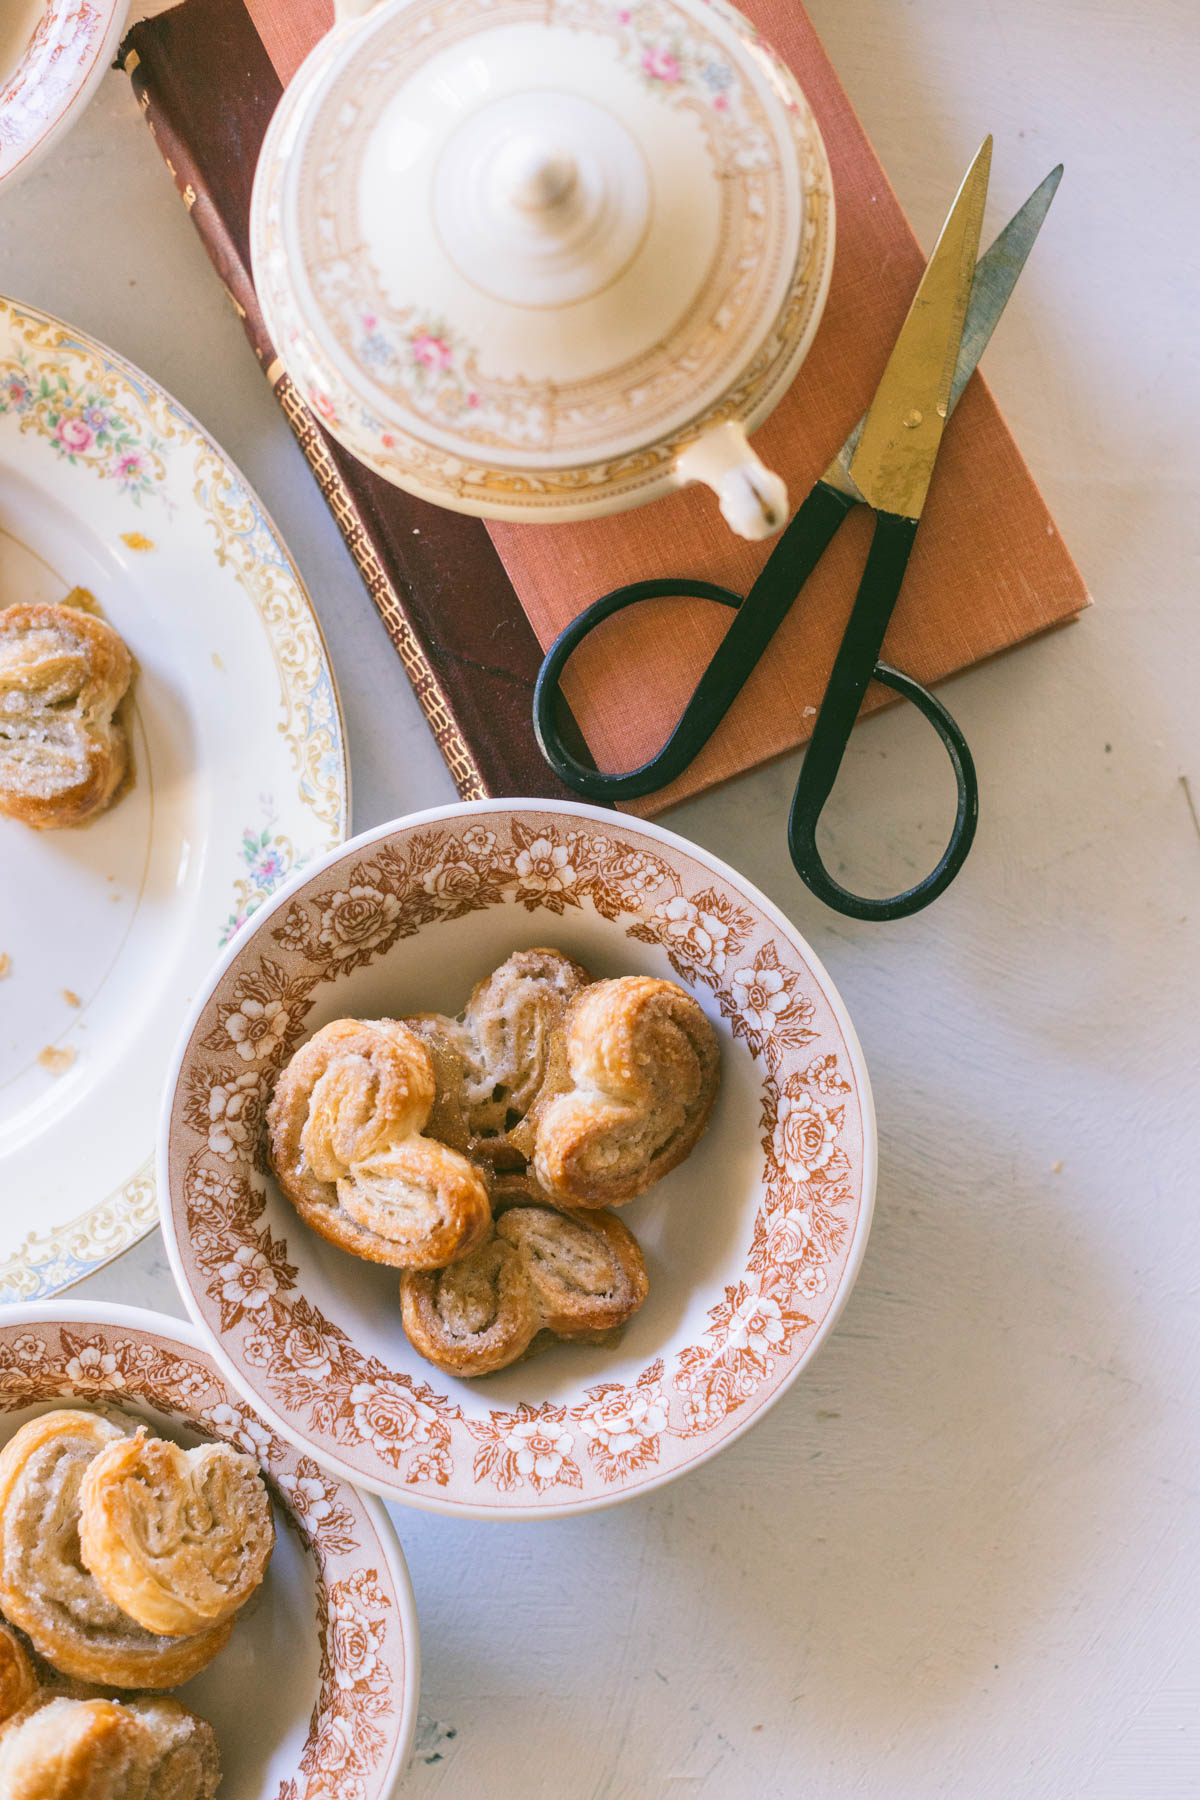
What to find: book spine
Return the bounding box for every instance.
[269,370,487,800]
[119,35,487,803]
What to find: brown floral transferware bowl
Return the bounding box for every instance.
[0,1303,418,1797]
[160,801,876,1519]
[0,3,130,194]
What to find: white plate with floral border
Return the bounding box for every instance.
[0,1301,418,1798]
[0,296,348,1301]
[0,1,130,192]
[160,800,875,1520]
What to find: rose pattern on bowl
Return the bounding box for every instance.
[0,1318,410,1800]
[610,0,736,110]
[166,812,869,1511]
[0,2,112,179]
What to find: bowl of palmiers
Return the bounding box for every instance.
[0,1303,417,1798]
[160,801,876,1519]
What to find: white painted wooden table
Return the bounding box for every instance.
[4,1,1197,1792]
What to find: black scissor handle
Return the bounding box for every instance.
[533,482,858,803]
[533,578,744,802]
[788,660,979,921]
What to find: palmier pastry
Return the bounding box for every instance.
[401,1188,648,1376]
[126,1698,221,1800]
[533,976,720,1207]
[79,1429,274,1637]
[0,1621,37,1725]
[0,1412,230,1688]
[267,1017,491,1268]
[407,947,591,1164]
[495,1195,650,1340]
[0,1694,219,1800]
[401,1233,540,1377]
[0,597,132,829]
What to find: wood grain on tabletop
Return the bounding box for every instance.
[13,0,1193,1795]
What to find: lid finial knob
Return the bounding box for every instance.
[494,140,580,219]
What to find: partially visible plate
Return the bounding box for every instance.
[0,295,348,1300]
[0,1302,419,1798]
[0,1,129,192]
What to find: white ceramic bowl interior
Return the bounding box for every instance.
[161,802,876,1518]
[0,1303,419,1798]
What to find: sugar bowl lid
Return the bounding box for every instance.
[252,0,835,534]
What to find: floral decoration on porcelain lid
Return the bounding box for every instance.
[252,0,835,535]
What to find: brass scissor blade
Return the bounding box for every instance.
[849,136,993,518]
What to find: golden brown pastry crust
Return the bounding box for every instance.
[79,1429,274,1637]
[266,1017,492,1269]
[0,1413,230,1689]
[401,1015,473,1154]
[0,598,132,830]
[0,1694,220,1800]
[533,976,720,1206]
[407,947,592,1166]
[401,1235,540,1377]
[496,1202,649,1340]
[401,1183,649,1376]
[0,1696,153,1799]
[127,1697,221,1800]
[0,1621,38,1725]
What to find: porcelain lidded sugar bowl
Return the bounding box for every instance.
[250,0,835,540]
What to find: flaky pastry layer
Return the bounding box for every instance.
[533,976,720,1207]
[0,597,132,830]
[267,1016,492,1269]
[0,1413,230,1689]
[79,1430,274,1637]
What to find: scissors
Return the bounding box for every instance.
[534,143,1063,922]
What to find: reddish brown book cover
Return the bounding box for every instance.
[119,0,1089,814]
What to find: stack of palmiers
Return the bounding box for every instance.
[267,948,722,1376]
[0,1408,275,1797]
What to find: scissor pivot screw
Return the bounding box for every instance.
[903,408,923,428]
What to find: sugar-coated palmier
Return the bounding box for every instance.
[79,1429,274,1637]
[128,1697,221,1800]
[0,1693,220,1800]
[407,947,592,1165]
[401,1235,540,1378]
[533,976,720,1207]
[401,1182,649,1377]
[0,597,132,829]
[496,1198,649,1341]
[0,1412,230,1689]
[267,1016,492,1269]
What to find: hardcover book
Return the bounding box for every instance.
[119,0,1089,813]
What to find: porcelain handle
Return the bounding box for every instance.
[674,422,788,541]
